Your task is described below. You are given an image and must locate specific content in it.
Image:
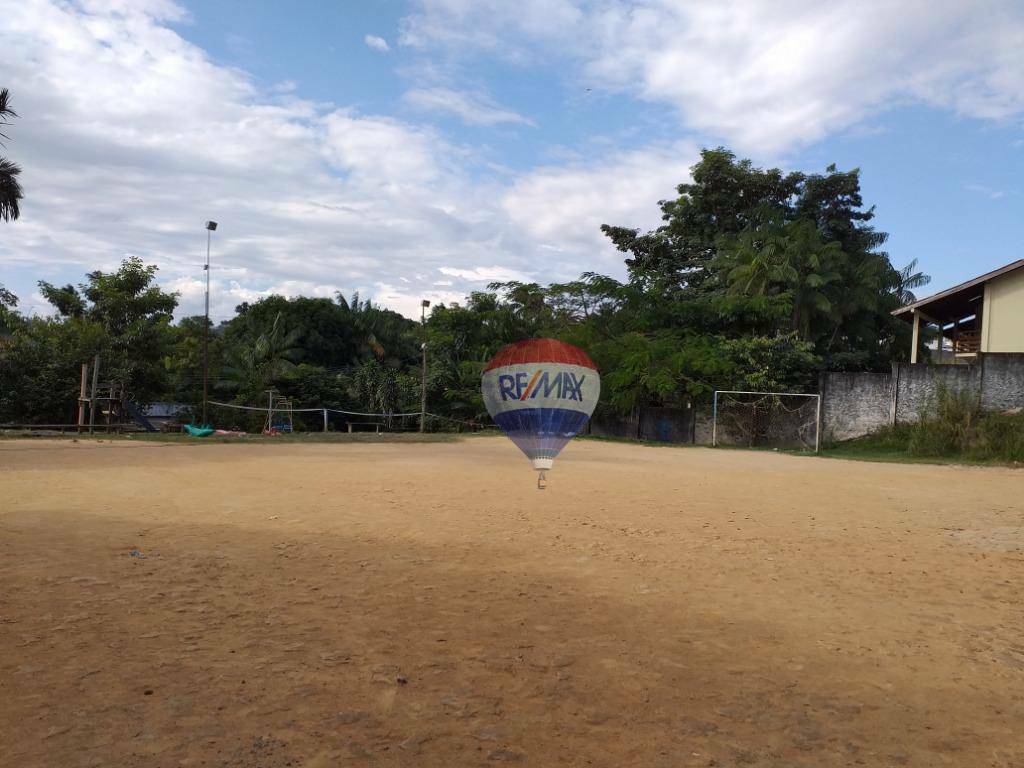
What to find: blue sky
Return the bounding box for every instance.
[1,0,1022,319]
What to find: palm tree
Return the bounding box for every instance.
[222,312,303,396]
[717,218,844,339]
[0,89,23,222]
[895,258,931,305]
[336,291,415,364]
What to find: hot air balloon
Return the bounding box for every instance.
[482,339,600,488]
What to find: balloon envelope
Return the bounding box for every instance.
[482,339,600,471]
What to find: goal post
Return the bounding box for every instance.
[712,390,822,453]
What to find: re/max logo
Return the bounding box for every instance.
[498,370,586,402]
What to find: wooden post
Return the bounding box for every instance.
[77,362,89,432]
[88,355,100,434]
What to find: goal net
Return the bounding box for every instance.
[712,390,821,452]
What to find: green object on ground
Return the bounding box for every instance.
[184,424,215,437]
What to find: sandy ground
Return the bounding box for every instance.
[1,437,1023,768]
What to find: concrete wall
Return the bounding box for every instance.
[820,372,892,442]
[820,353,1024,441]
[982,269,1024,353]
[892,361,981,423]
[694,408,714,445]
[979,353,1024,411]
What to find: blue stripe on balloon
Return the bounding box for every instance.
[491,407,591,461]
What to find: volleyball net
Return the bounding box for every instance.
[206,400,492,434]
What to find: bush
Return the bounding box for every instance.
[907,386,978,457]
[838,385,1024,464]
[972,411,1024,462]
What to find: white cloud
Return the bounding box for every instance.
[364,34,390,53]
[401,0,1024,154]
[965,183,1013,200]
[438,265,532,283]
[403,87,535,126]
[502,142,696,272]
[372,282,467,317]
[1,1,690,320]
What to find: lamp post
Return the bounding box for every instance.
[202,220,218,425]
[419,299,430,433]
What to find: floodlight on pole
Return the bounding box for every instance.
[202,221,218,425]
[420,300,430,433]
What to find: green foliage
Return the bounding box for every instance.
[720,334,820,393]
[1,258,177,423]
[973,411,1024,462]
[163,315,217,411]
[0,282,18,335]
[601,148,915,370]
[37,256,178,403]
[342,359,418,427]
[220,311,303,402]
[0,316,107,423]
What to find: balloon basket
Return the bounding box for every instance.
[536,470,547,491]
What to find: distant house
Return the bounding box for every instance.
[893,259,1024,363]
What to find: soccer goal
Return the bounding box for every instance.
[712,390,822,453]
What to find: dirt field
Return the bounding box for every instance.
[2,437,1022,767]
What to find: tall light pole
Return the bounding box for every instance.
[419,299,430,433]
[202,220,218,425]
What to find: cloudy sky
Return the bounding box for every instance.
[1,0,1022,320]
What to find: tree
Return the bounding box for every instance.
[602,149,923,372]
[602,148,803,286]
[0,89,22,222]
[37,257,178,403]
[716,218,845,340]
[221,311,303,400]
[344,359,418,427]
[0,283,18,335]
[0,316,107,423]
[895,258,931,305]
[164,315,221,409]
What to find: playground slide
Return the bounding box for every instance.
[124,401,157,432]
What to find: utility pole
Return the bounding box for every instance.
[202,220,218,425]
[419,299,430,433]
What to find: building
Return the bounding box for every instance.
[893,259,1024,363]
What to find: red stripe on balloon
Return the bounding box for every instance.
[483,339,597,372]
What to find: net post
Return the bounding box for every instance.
[712,391,718,447]
[322,408,328,433]
[814,394,822,453]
